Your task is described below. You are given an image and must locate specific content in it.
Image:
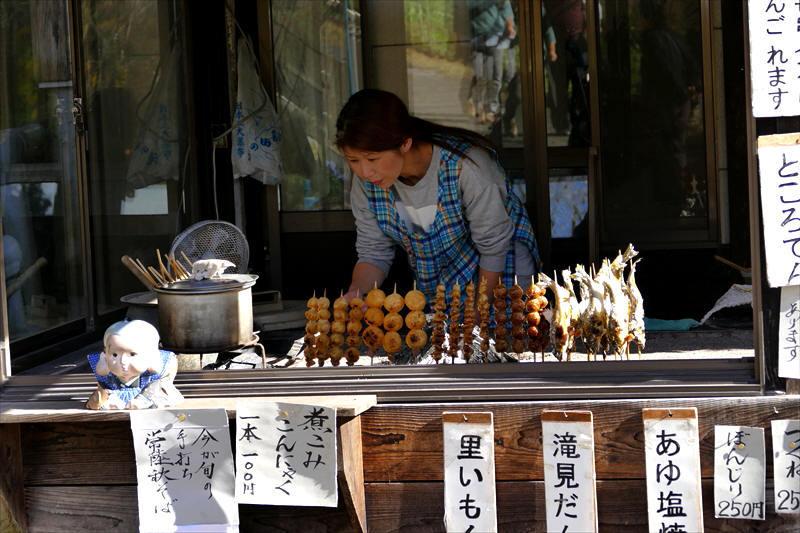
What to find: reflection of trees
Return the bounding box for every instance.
[404,1,459,60]
[1,1,40,128]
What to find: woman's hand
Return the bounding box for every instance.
[346,262,387,303]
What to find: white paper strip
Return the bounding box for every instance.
[443,412,497,533]
[771,419,800,514]
[747,0,800,117]
[129,409,239,533]
[643,408,703,533]
[757,135,800,287]
[542,411,598,533]
[714,425,766,520]
[235,401,337,507]
[779,286,800,378]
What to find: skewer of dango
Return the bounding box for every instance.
[404,281,428,363]
[492,281,509,353]
[448,281,462,362]
[431,283,447,363]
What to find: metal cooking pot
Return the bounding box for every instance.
[153,274,258,352]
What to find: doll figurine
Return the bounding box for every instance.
[86,320,184,410]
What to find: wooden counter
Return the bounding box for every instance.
[2,394,799,532]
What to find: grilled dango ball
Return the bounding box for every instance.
[406,328,428,350]
[405,310,426,330]
[383,331,402,353]
[404,284,426,311]
[384,286,404,313]
[366,285,386,308]
[383,312,403,332]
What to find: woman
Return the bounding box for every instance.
[337,89,540,303]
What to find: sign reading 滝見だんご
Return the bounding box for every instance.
[747,0,800,117]
[757,133,800,287]
[542,410,598,533]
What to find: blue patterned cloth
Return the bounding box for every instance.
[87,350,175,407]
[364,135,540,302]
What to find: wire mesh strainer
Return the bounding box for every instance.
[169,220,249,274]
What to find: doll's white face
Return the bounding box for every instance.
[104,334,151,383]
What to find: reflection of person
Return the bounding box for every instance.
[545,0,588,144]
[638,0,698,215]
[336,89,541,302]
[467,0,516,124]
[503,4,557,138]
[86,320,183,410]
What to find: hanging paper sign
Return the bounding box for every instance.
[771,419,800,514]
[757,133,800,287]
[235,401,337,506]
[747,0,800,117]
[129,409,238,533]
[541,410,598,533]
[442,412,497,533]
[714,425,766,520]
[779,285,800,378]
[643,408,703,533]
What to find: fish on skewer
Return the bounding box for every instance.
[539,272,571,361]
[572,265,607,360]
[560,268,582,360]
[601,277,630,359]
[623,259,646,357]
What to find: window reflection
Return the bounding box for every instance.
[549,170,588,239]
[544,0,590,148]
[82,0,189,314]
[1,0,84,341]
[273,0,360,212]
[597,0,707,234]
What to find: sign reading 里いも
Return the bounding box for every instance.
[771,419,800,515]
[747,0,800,117]
[442,412,497,533]
[235,401,337,507]
[642,408,704,533]
[757,133,800,287]
[541,411,598,533]
[714,425,766,520]
[129,409,239,533]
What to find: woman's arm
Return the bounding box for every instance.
[345,262,387,302]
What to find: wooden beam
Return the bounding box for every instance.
[0,423,26,533]
[338,416,367,533]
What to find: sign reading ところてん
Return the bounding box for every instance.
[758,133,800,288]
[748,0,800,117]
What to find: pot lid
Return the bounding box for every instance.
[154,274,258,294]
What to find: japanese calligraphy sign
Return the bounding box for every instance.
[757,133,800,287]
[235,401,337,507]
[748,0,800,117]
[779,285,800,378]
[714,425,766,520]
[771,419,800,514]
[642,408,703,533]
[442,412,497,533]
[129,409,238,533]
[541,410,598,533]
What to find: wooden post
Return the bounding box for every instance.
[0,424,26,533]
[337,415,366,533]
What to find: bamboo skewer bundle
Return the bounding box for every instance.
[493,281,509,352]
[448,281,462,362]
[462,281,476,361]
[431,283,447,363]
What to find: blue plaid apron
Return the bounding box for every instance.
[364,136,541,302]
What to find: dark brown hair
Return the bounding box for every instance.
[335,89,497,160]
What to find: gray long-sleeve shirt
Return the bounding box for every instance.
[351,144,535,277]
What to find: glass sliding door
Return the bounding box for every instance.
[1,0,85,342]
[81,0,190,314]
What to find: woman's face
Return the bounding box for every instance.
[342,140,410,189]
